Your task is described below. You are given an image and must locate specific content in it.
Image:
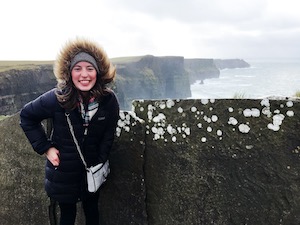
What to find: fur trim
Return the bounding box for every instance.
[54,37,115,84]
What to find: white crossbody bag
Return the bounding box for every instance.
[65,112,110,193]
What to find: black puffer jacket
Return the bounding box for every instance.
[20,88,119,203]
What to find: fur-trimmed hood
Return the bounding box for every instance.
[54,38,115,85]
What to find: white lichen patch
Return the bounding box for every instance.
[246,145,254,150]
[147,104,156,121]
[152,113,166,123]
[201,99,209,105]
[201,137,207,142]
[243,108,260,117]
[267,114,285,131]
[217,130,222,136]
[151,126,165,140]
[261,99,270,107]
[261,107,272,117]
[228,107,234,113]
[177,107,184,113]
[211,115,218,122]
[286,101,293,107]
[267,123,280,131]
[167,124,176,135]
[159,102,166,109]
[166,99,175,108]
[287,110,294,117]
[184,127,191,135]
[260,99,273,117]
[273,114,285,126]
[274,109,280,114]
[228,117,238,125]
[115,127,122,137]
[203,116,212,123]
[238,124,250,133]
[116,111,144,137]
[191,106,197,112]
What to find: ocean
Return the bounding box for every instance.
[190,58,300,99]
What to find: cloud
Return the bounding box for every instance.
[106,0,266,24]
[0,0,299,59]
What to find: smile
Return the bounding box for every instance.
[79,80,90,85]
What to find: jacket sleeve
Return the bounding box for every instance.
[20,89,57,155]
[99,91,120,161]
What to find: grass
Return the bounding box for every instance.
[0,61,54,72]
[0,56,145,72]
[110,56,146,64]
[294,91,300,98]
[0,56,144,72]
[233,92,247,99]
[0,115,10,121]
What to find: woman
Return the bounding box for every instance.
[20,38,119,225]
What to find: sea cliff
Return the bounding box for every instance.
[0,56,249,114]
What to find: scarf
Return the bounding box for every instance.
[78,96,99,127]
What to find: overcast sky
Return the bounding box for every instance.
[1,0,300,60]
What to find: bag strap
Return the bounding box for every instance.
[65,112,88,169]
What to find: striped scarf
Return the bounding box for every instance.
[78,96,99,127]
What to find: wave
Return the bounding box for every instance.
[234,75,256,78]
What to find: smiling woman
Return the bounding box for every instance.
[19,37,120,225]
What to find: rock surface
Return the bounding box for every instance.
[1,98,300,225]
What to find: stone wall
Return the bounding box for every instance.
[0,97,299,225]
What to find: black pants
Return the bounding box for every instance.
[59,191,100,225]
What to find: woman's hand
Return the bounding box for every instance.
[46,147,60,167]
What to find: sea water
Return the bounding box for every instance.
[190,58,300,99]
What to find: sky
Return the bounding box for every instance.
[1,0,300,60]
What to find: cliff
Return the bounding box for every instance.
[0,64,56,115]
[0,97,299,225]
[214,58,250,69]
[184,58,220,84]
[113,55,191,109]
[0,57,250,114]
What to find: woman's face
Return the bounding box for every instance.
[71,61,97,93]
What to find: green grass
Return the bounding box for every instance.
[294,91,300,98]
[233,92,247,99]
[0,61,54,72]
[111,56,146,64]
[0,56,146,72]
[0,115,10,121]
